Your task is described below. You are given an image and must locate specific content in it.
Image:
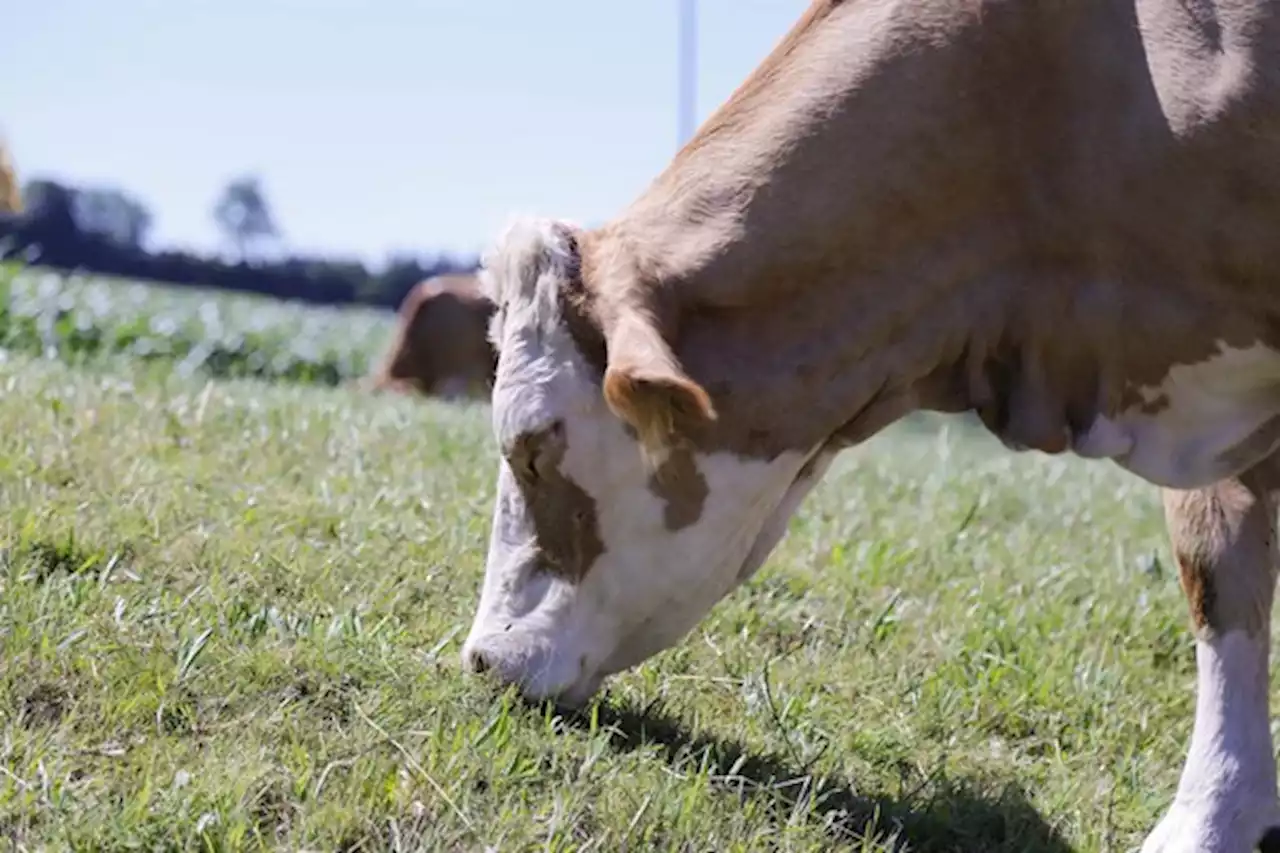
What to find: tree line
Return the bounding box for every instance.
[0,174,477,310]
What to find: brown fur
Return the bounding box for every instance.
[369,273,496,399]
[507,422,605,581]
[647,447,709,531]
[1164,462,1279,639]
[0,139,23,215]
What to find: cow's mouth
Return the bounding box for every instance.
[462,624,605,706]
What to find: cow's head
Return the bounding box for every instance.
[460,218,831,706]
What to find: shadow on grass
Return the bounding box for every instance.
[558,697,1077,853]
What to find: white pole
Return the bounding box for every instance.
[677,0,697,148]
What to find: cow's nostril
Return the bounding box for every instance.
[467,650,491,674]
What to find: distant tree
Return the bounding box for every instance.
[212,175,279,260]
[73,187,153,248]
[21,179,79,233]
[370,254,431,306]
[0,170,481,312]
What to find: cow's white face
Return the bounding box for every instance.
[459,219,829,706]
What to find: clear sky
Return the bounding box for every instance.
[6,0,810,267]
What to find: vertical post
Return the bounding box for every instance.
[677,0,697,148]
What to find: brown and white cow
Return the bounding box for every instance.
[368,272,497,400]
[461,1,1280,850]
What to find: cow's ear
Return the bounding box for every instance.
[602,308,716,458]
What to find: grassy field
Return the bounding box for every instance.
[0,268,1257,852]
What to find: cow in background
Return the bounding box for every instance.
[368,272,496,400]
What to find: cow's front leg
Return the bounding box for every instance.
[1143,471,1280,853]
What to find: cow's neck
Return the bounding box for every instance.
[584,218,1031,462]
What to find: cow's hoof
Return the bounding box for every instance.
[1141,797,1280,853]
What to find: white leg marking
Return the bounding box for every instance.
[1142,631,1280,853]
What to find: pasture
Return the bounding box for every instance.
[0,264,1253,851]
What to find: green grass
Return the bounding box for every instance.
[0,272,1259,851]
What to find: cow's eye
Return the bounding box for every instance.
[507,438,541,486]
[522,453,541,484]
[508,421,564,487]
[510,447,539,485]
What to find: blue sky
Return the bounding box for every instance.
[5,1,809,266]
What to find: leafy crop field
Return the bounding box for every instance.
[0,267,1264,852]
[0,263,396,387]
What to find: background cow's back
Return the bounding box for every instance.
[368,272,496,399]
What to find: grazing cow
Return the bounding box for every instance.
[368,272,496,400]
[0,139,22,215]
[462,1,1280,850]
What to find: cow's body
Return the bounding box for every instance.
[463,2,1280,850]
[369,273,496,400]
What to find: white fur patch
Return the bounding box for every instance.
[1073,340,1280,489]
[731,448,837,588]
[565,442,815,682]
[1141,631,1280,852]
[478,215,581,352]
